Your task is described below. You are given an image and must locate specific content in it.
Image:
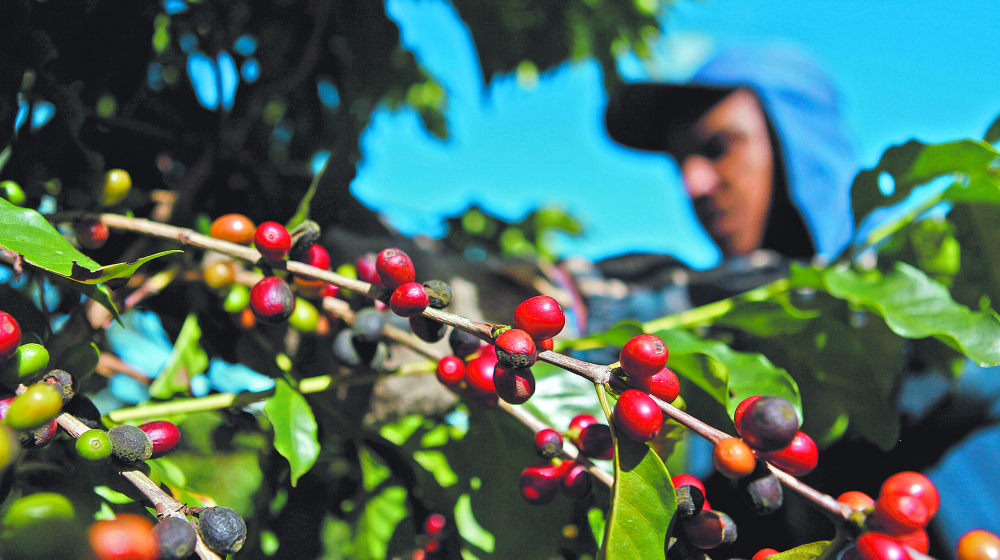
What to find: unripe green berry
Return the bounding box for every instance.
[76,429,113,461]
[0,343,50,386]
[0,180,26,206]
[198,506,247,556]
[5,383,62,430]
[2,493,74,527]
[288,298,320,332]
[223,284,251,313]
[107,424,153,464]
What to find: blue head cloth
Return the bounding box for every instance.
[605,43,858,259]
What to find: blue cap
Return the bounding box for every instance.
[605,43,857,259]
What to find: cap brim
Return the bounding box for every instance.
[605,83,735,153]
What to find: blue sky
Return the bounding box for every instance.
[351,0,1000,269]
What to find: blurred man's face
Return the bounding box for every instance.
[676,88,774,256]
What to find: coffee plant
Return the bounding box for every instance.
[1,1,1000,559]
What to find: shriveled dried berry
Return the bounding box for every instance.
[423,280,453,309]
[108,424,153,464]
[198,506,247,556]
[739,466,784,515]
[153,517,198,560]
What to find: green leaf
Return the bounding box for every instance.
[264,380,320,486]
[852,140,1000,225]
[986,114,1000,144]
[413,450,459,487]
[287,155,328,230]
[715,298,819,337]
[358,445,391,491]
[67,250,182,284]
[600,436,675,560]
[0,198,179,282]
[771,541,830,560]
[93,485,135,504]
[823,263,1000,366]
[653,328,801,418]
[149,314,208,399]
[351,486,409,560]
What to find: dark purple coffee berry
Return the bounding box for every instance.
[352,307,386,344]
[738,396,799,452]
[493,365,535,405]
[409,316,447,343]
[153,517,198,560]
[561,462,592,501]
[250,276,296,324]
[682,510,738,550]
[449,328,482,360]
[739,465,784,515]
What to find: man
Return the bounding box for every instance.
[570,44,858,333]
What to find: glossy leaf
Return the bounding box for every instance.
[986,114,1000,144]
[770,541,831,560]
[600,435,675,560]
[823,263,1000,366]
[149,314,208,399]
[67,250,181,284]
[715,298,819,337]
[0,198,100,274]
[264,380,320,486]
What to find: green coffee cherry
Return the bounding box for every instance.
[288,298,319,332]
[0,343,50,386]
[75,429,112,461]
[0,424,20,471]
[223,284,251,313]
[5,383,62,430]
[0,181,26,206]
[2,493,74,528]
[108,424,152,464]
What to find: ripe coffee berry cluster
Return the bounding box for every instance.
[411,513,448,559]
[847,471,941,560]
[729,395,818,478]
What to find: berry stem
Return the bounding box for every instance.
[642,278,790,333]
[596,383,614,424]
[54,410,223,560]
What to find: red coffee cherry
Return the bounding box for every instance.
[210,214,256,245]
[254,221,292,262]
[464,352,498,398]
[88,513,158,560]
[628,367,680,403]
[495,329,537,369]
[957,529,1000,560]
[76,218,109,250]
[752,549,780,560]
[561,462,592,501]
[139,420,181,459]
[855,532,912,560]
[0,311,21,363]
[896,529,929,554]
[577,423,614,460]
[620,334,668,378]
[513,296,565,341]
[672,474,706,496]
[493,365,535,405]
[424,513,446,537]
[389,282,429,318]
[614,389,663,442]
[534,428,563,459]
[872,493,930,535]
[838,491,876,511]
[355,252,382,286]
[712,438,757,480]
[737,396,799,452]
[538,338,554,351]
[435,356,465,388]
[250,277,296,323]
[568,414,598,434]
[295,243,330,270]
[519,461,570,505]
[759,430,818,476]
[880,471,939,518]
[375,248,415,290]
